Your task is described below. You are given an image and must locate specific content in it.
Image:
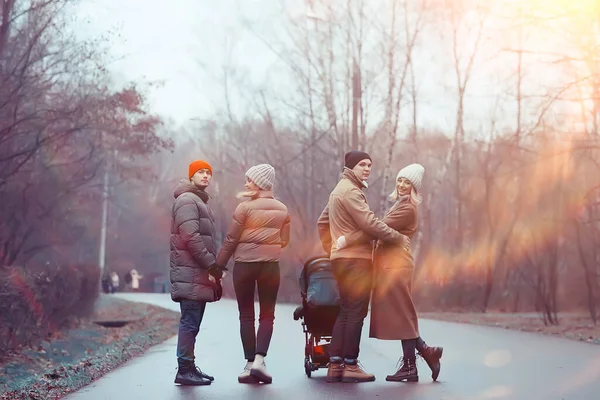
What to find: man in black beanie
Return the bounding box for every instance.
[344,150,371,170]
[317,150,408,383]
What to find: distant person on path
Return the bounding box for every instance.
[110,271,119,293]
[130,269,143,291]
[124,271,131,289]
[317,151,409,383]
[170,160,225,386]
[337,163,443,382]
[101,274,111,294]
[215,163,291,384]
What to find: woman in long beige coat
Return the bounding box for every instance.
[339,164,443,382]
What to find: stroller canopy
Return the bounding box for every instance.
[299,256,340,307]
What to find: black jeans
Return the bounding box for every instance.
[329,258,373,363]
[402,337,428,359]
[176,300,207,367]
[233,262,280,361]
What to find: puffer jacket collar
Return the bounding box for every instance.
[255,190,274,199]
[173,179,210,203]
[240,190,275,200]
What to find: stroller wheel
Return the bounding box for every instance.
[304,358,312,378]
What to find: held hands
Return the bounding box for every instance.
[208,264,228,281]
[336,235,347,250]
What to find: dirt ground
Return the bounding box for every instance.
[0,295,180,400]
[420,311,600,345]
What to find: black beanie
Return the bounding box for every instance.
[344,150,372,170]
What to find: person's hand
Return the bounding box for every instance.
[208,264,223,280]
[208,264,228,280]
[208,275,216,283]
[336,235,347,250]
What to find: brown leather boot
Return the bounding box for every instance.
[342,361,375,383]
[386,357,418,382]
[418,345,443,381]
[326,362,344,383]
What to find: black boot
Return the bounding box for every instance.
[386,357,418,382]
[418,345,443,381]
[174,365,212,385]
[195,367,214,382]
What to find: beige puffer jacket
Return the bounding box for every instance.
[216,190,291,265]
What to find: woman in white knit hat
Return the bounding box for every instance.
[215,163,291,384]
[337,163,443,383]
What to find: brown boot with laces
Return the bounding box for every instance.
[418,345,443,381]
[342,360,375,383]
[386,357,418,382]
[326,362,344,382]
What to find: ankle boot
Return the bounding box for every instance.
[326,361,344,382]
[418,345,443,381]
[174,365,212,386]
[194,366,214,381]
[250,354,272,384]
[386,357,418,382]
[342,360,375,383]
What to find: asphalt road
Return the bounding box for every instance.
[66,293,600,400]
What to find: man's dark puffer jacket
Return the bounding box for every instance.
[170,179,217,302]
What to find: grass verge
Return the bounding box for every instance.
[0,295,179,400]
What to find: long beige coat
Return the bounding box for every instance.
[345,199,420,340]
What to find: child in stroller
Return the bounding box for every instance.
[293,256,340,377]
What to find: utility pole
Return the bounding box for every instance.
[98,165,109,277]
[98,148,117,277]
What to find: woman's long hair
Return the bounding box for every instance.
[389,186,422,206]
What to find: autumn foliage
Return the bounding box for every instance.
[0,263,100,360]
[0,0,171,352]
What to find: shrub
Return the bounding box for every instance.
[0,263,100,360]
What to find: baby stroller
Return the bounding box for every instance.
[293,256,340,377]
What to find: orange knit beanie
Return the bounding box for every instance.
[188,160,212,180]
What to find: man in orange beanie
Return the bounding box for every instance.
[170,159,226,386]
[188,160,212,181]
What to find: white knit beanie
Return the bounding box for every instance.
[245,164,275,190]
[396,163,425,193]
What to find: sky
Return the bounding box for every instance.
[77,0,258,122]
[72,0,591,137]
[75,0,282,125]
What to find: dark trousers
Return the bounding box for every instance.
[176,300,207,367]
[329,258,373,363]
[233,262,280,361]
[402,336,427,359]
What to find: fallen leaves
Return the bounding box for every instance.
[421,311,600,344]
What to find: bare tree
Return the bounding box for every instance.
[376,0,427,216]
[446,0,489,247]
